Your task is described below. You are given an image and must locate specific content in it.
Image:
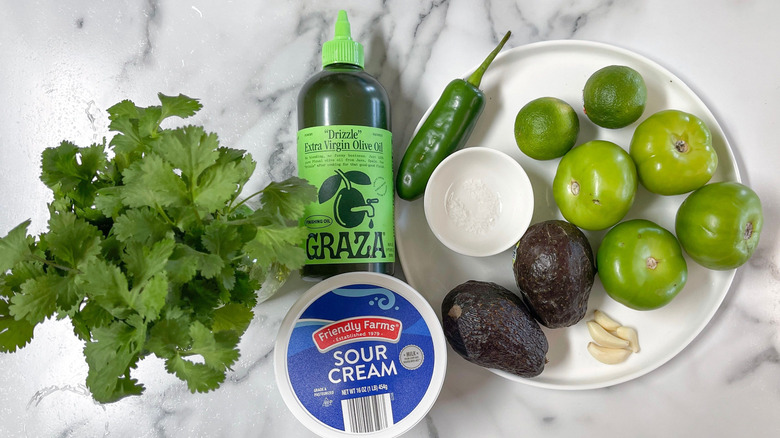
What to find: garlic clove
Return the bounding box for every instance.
[616,326,640,353]
[593,309,621,331]
[587,321,630,349]
[587,342,632,364]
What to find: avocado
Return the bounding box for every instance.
[441,280,548,378]
[512,220,595,328]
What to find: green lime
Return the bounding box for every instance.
[583,65,647,129]
[514,97,580,160]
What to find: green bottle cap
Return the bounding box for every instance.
[322,10,364,68]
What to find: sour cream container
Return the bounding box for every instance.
[274,272,447,437]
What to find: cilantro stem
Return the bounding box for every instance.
[190,204,204,228]
[185,182,205,228]
[227,180,249,212]
[155,204,176,227]
[229,188,265,214]
[223,217,251,226]
[30,255,79,273]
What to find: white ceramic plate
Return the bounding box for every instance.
[395,40,739,390]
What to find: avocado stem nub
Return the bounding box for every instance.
[448,304,462,320]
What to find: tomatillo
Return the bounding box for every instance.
[675,181,763,270]
[553,140,637,230]
[597,219,688,310]
[630,109,718,195]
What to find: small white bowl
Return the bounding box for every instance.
[423,147,534,257]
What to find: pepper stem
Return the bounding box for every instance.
[466,31,511,88]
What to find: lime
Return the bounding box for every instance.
[514,97,579,160]
[583,65,647,129]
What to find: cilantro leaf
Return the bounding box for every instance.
[154,126,219,184]
[113,208,172,245]
[108,94,200,173]
[165,355,225,394]
[158,93,202,121]
[79,260,133,319]
[108,101,162,160]
[228,271,259,308]
[215,148,256,192]
[215,265,236,292]
[165,206,203,231]
[94,186,125,218]
[159,319,239,394]
[9,274,63,324]
[122,238,175,288]
[135,272,168,321]
[200,221,246,291]
[40,142,82,191]
[202,221,244,259]
[260,177,317,220]
[212,303,254,333]
[181,278,221,315]
[38,141,107,202]
[40,142,107,192]
[192,162,242,212]
[243,224,308,270]
[0,297,36,352]
[136,106,163,141]
[79,144,108,176]
[109,376,146,401]
[165,244,224,281]
[0,220,33,273]
[0,260,44,294]
[204,150,255,219]
[188,321,240,370]
[107,99,140,122]
[84,319,146,403]
[146,313,192,359]
[55,272,83,316]
[165,245,201,285]
[70,301,113,341]
[232,156,257,191]
[120,153,187,209]
[108,116,145,159]
[198,253,225,280]
[44,212,102,269]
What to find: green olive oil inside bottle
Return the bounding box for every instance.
[297,10,395,280]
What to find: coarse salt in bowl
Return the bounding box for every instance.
[423,147,534,257]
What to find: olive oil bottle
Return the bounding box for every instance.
[297,10,395,280]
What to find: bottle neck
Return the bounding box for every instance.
[323,62,364,72]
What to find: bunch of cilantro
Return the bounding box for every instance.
[0,93,315,403]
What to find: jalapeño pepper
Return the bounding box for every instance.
[396,31,511,201]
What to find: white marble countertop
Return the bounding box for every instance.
[1,1,779,437]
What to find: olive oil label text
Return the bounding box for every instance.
[298,125,395,265]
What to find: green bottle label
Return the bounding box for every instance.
[297,125,395,265]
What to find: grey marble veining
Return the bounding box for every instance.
[1,1,779,437]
